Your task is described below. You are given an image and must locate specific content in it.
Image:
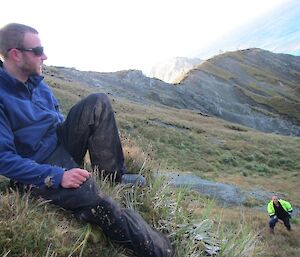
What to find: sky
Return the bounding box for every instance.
[1,0,298,73]
[195,0,300,59]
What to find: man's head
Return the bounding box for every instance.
[0,23,39,59]
[272,195,279,204]
[0,23,47,81]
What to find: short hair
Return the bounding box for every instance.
[0,23,38,59]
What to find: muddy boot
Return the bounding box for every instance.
[269,227,274,234]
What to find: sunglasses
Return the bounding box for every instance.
[8,46,44,57]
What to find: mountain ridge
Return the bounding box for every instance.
[44,48,300,136]
[178,48,300,135]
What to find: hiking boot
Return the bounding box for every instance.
[121,174,146,187]
[269,228,274,234]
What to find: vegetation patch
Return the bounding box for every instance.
[198,61,235,81]
[224,124,248,132]
[238,87,300,121]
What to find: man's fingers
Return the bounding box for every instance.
[61,168,90,188]
[76,168,90,178]
[69,168,90,181]
[72,172,88,182]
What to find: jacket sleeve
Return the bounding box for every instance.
[280,200,293,213]
[0,105,64,188]
[267,201,275,217]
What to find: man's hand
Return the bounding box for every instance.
[61,168,90,188]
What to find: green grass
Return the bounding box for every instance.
[1,68,299,256]
[237,86,300,121]
[197,61,235,81]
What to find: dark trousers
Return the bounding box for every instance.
[57,93,126,178]
[269,216,291,231]
[34,94,173,257]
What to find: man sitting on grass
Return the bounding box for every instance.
[0,23,173,257]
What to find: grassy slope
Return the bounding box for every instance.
[47,74,300,255]
[0,72,299,256]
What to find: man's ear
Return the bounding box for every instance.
[7,49,22,62]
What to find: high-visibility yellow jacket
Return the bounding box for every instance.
[267,199,293,217]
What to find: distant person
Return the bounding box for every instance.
[0,23,173,257]
[267,195,293,233]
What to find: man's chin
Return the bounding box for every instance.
[31,68,42,76]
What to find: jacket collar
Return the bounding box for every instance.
[0,59,44,88]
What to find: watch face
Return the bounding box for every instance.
[44,176,54,188]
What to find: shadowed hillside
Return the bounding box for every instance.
[179,48,300,135]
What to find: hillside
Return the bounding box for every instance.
[179,48,300,136]
[43,66,300,207]
[44,48,300,136]
[1,48,300,257]
[43,68,300,257]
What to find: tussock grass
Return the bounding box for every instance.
[0,189,87,256]
[0,140,263,257]
[121,135,156,175]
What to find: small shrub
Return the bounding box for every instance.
[241,170,249,177]
[267,158,280,167]
[244,162,254,170]
[254,152,267,162]
[244,154,255,162]
[279,157,294,168]
[256,163,270,174]
[224,124,248,132]
[220,153,238,167]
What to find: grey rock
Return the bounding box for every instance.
[155,171,299,216]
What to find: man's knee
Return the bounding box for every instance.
[86,93,110,107]
[269,218,277,228]
[283,218,291,229]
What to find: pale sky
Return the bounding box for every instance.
[0,0,292,73]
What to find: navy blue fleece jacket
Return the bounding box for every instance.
[0,61,65,188]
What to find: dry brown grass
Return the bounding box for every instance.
[192,205,300,257]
